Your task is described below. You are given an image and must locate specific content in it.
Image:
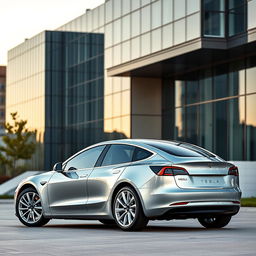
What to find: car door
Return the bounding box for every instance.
[47,145,106,216]
[86,144,135,215]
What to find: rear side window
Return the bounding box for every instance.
[145,142,203,157]
[133,147,153,161]
[101,144,135,166]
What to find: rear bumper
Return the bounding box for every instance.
[153,205,240,220]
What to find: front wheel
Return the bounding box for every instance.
[113,186,148,231]
[198,215,232,228]
[16,188,50,227]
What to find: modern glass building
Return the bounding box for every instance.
[6,0,256,170]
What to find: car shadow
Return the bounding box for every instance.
[40,223,236,232]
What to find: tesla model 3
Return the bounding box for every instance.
[15,139,241,231]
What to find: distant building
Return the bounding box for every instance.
[6,0,256,170]
[0,66,6,135]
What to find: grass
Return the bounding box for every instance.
[0,195,255,207]
[241,197,256,207]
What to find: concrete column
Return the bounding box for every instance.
[131,77,162,139]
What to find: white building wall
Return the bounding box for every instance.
[231,161,256,198]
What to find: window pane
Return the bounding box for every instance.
[122,41,130,63]
[174,19,185,45]
[246,60,256,94]
[65,146,105,170]
[229,61,245,95]
[186,80,199,104]
[113,44,121,66]
[141,33,151,56]
[113,19,121,44]
[162,23,173,49]
[163,0,173,25]
[131,37,140,59]
[152,0,161,29]
[141,6,151,33]
[122,15,131,41]
[105,23,112,48]
[131,0,140,11]
[151,28,161,52]
[131,10,140,37]
[122,0,131,15]
[187,0,200,15]
[186,13,200,40]
[214,100,227,159]
[133,147,153,161]
[246,94,256,160]
[174,0,185,20]
[204,0,225,11]
[102,144,135,166]
[199,103,213,152]
[228,97,245,160]
[214,67,228,99]
[175,80,185,107]
[186,105,198,145]
[204,12,225,37]
[199,69,213,101]
[175,108,185,140]
[248,0,256,30]
[145,141,203,157]
[229,7,246,36]
[114,0,121,19]
[105,0,113,23]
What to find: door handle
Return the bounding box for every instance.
[40,181,47,186]
[112,168,123,174]
[79,174,88,178]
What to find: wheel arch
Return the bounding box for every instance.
[110,180,147,216]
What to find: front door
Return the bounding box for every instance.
[47,145,106,216]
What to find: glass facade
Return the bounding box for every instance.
[164,57,256,161]
[7,31,104,169]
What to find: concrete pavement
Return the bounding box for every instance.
[0,200,255,256]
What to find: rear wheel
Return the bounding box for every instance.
[16,188,50,227]
[113,186,148,231]
[198,215,232,228]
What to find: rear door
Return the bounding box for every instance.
[86,144,135,215]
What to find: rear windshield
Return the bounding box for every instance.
[179,143,216,158]
[145,141,205,157]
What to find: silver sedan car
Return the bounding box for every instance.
[15,139,241,231]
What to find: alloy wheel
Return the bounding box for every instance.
[114,189,136,227]
[18,191,43,224]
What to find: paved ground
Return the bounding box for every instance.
[0,200,255,256]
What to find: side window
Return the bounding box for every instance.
[101,144,135,166]
[64,145,105,171]
[133,147,153,161]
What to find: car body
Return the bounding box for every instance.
[15,139,241,231]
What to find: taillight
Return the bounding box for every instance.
[228,166,239,176]
[150,166,189,176]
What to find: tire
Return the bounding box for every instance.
[16,187,50,227]
[99,219,116,225]
[198,215,232,228]
[113,186,148,231]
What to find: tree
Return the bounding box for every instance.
[0,112,36,177]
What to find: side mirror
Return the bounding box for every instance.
[53,162,63,172]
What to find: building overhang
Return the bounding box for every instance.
[107,28,256,79]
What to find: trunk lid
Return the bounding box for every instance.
[173,161,235,189]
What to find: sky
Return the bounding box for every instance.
[0,0,105,65]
